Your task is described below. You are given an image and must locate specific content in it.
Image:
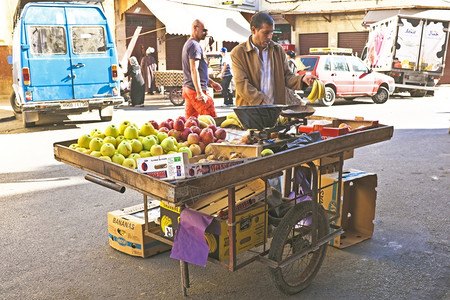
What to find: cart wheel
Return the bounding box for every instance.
[169,87,185,106]
[268,200,329,295]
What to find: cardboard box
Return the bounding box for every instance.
[136,152,189,180]
[319,170,377,248]
[160,179,267,261]
[108,201,171,258]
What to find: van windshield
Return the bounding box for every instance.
[72,26,106,54]
[29,26,67,55]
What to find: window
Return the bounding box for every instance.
[348,56,368,73]
[324,57,331,71]
[331,56,349,72]
[29,26,67,55]
[298,57,318,71]
[72,26,106,54]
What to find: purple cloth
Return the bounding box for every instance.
[170,208,220,267]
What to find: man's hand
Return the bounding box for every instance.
[210,80,223,92]
[302,74,317,86]
[196,92,208,103]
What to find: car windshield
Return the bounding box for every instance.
[298,57,318,71]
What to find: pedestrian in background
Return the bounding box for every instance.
[181,19,222,118]
[140,47,158,95]
[219,47,234,106]
[285,50,304,105]
[124,56,145,107]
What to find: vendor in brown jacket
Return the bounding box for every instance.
[231,12,315,106]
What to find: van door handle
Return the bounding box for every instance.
[73,63,85,68]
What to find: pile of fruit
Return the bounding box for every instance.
[71,115,228,169]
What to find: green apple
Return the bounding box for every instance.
[83,149,92,154]
[119,121,131,135]
[111,153,125,165]
[90,150,102,157]
[150,134,159,144]
[139,150,152,158]
[128,153,141,164]
[177,141,189,149]
[261,148,274,157]
[150,144,164,157]
[100,143,116,157]
[92,131,105,139]
[75,147,86,152]
[89,137,104,151]
[167,151,178,154]
[139,122,157,136]
[129,139,143,153]
[90,128,101,137]
[141,136,158,151]
[160,137,177,153]
[178,147,192,158]
[124,125,139,140]
[103,136,116,147]
[105,124,120,137]
[122,158,136,169]
[77,134,92,149]
[157,132,168,143]
[116,135,125,145]
[137,136,145,143]
[117,140,132,157]
[100,156,112,162]
[189,144,202,156]
[69,143,78,150]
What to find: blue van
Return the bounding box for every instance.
[11,1,123,127]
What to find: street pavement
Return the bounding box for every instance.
[0,89,449,299]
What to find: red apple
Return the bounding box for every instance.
[159,121,172,130]
[187,133,200,145]
[190,125,201,135]
[200,128,215,145]
[168,129,181,140]
[180,127,193,141]
[188,116,199,126]
[158,126,170,134]
[177,116,187,123]
[185,119,197,128]
[214,128,227,140]
[173,119,185,131]
[148,120,159,130]
[207,124,218,133]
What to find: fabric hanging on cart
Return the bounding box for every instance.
[170,208,221,267]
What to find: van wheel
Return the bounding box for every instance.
[99,107,113,122]
[372,87,389,104]
[10,92,22,114]
[319,87,335,106]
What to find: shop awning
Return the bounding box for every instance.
[141,0,251,43]
[362,9,450,27]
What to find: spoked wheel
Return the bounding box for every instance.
[319,87,335,106]
[169,87,185,106]
[372,86,389,104]
[269,200,329,295]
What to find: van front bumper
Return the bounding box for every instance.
[21,97,123,113]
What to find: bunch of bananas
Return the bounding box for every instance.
[198,115,216,126]
[307,79,325,103]
[220,112,243,128]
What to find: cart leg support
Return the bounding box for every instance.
[180,260,190,296]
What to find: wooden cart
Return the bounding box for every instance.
[53,124,393,296]
[154,71,185,106]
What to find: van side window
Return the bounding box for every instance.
[29,26,67,55]
[72,26,106,54]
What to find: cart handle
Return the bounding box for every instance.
[84,174,126,193]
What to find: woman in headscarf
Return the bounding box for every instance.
[140,47,158,94]
[124,56,145,107]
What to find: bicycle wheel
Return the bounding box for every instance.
[268,200,329,295]
[169,87,185,106]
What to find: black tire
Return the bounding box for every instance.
[10,92,22,114]
[269,201,329,295]
[372,86,389,104]
[99,108,113,122]
[319,87,335,106]
[169,87,185,106]
[343,97,355,101]
[409,90,427,97]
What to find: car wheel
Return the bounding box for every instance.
[10,92,22,114]
[372,86,389,104]
[343,97,355,101]
[319,87,335,106]
[410,90,427,97]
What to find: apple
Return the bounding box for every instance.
[150,144,164,157]
[122,158,136,169]
[207,124,218,133]
[77,134,92,149]
[116,135,125,144]
[214,128,227,140]
[100,156,112,162]
[261,149,274,157]
[180,127,193,141]
[198,141,206,153]
[204,143,214,155]
[100,143,116,157]
[128,153,141,164]
[173,119,185,131]
[161,137,177,153]
[159,121,172,130]
[188,116,199,126]
[177,141,189,149]
[185,119,197,128]
[124,125,139,139]
[89,137,104,151]
[141,136,158,151]
[69,143,78,150]
[103,136,117,147]
[139,122,157,136]
[117,140,132,157]
[148,120,159,130]
[112,153,125,165]
[139,150,152,158]
[119,121,131,135]
[189,144,202,156]
[130,139,143,153]
[157,132,168,143]
[187,133,200,145]
[90,150,102,157]
[199,128,215,145]
[190,126,201,135]
[178,147,193,158]
[158,126,170,134]
[105,124,120,137]
[177,116,187,123]
[168,129,181,140]
[90,128,101,137]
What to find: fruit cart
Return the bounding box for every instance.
[53,115,393,296]
[154,71,185,106]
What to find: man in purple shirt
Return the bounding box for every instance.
[182,19,222,118]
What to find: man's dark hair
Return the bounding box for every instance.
[250,12,274,30]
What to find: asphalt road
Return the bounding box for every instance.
[0,89,449,299]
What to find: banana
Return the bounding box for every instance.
[198,115,212,125]
[198,120,209,128]
[317,80,325,100]
[226,112,239,121]
[220,118,242,128]
[308,79,319,102]
[207,115,216,126]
